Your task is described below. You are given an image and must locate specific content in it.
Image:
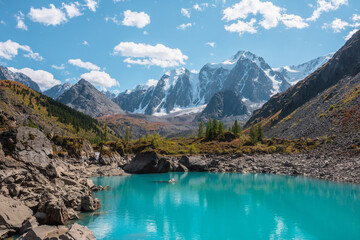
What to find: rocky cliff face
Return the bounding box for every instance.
[0,66,41,92]
[57,79,125,117]
[43,83,73,100]
[199,90,247,120]
[245,30,360,147]
[114,51,291,116]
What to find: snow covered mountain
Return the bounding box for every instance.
[274,53,334,85]
[114,50,291,116]
[0,66,41,92]
[43,82,73,99]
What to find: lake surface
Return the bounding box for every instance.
[77,173,360,240]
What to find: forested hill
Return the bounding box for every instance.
[0,80,117,143]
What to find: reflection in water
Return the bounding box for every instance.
[76,173,360,240]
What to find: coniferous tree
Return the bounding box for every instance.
[218,121,225,139]
[232,120,241,137]
[212,119,219,136]
[124,126,131,145]
[198,120,205,138]
[249,125,258,145]
[257,123,264,142]
[206,120,214,140]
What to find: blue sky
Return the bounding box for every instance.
[0,0,359,92]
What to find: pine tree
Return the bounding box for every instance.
[124,126,131,145]
[198,120,205,138]
[257,123,264,142]
[206,120,214,140]
[249,125,258,145]
[212,119,219,136]
[232,120,241,137]
[218,121,225,139]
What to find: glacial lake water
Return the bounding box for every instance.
[77,173,360,240]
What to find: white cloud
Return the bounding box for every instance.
[345,29,359,40]
[146,79,158,87]
[281,14,309,29]
[62,2,82,18]
[68,59,100,71]
[113,42,188,68]
[82,40,89,45]
[80,71,119,89]
[85,0,99,12]
[193,3,209,11]
[143,31,148,35]
[224,18,257,35]
[323,18,349,32]
[122,10,150,28]
[0,20,5,25]
[9,67,61,90]
[307,0,348,22]
[177,23,193,30]
[222,0,308,35]
[206,42,216,47]
[52,64,65,70]
[15,11,27,31]
[28,4,67,26]
[353,14,360,22]
[181,8,191,18]
[0,40,43,61]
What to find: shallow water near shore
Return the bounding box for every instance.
[77,173,360,239]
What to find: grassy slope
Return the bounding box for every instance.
[0,80,118,143]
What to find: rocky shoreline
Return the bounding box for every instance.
[1,127,359,239]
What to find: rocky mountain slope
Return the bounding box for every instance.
[275,53,334,85]
[43,82,73,99]
[245,30,360,150]
[57,79,125,118]
[198,90,247,120]
[0,80,115,143]
[114,51,291,116]
[0,66,41,92]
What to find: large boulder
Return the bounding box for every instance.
[81,196,101,212]
[37,194,70,225]
[0,195,33,237]
[0,127,52,166]
[18,225,68,240]
[123,151,181,174]
[65,223,96,240]
[99,151,123,166]
[179,156,207,171]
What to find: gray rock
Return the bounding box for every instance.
[37,195,70,225]
[179,155,207,171]
[81,196,101,212]
[65,223,96,240]
[0,127,53,166]
[18,225,68,240]
[0,195,33,236]
[19,216,39,235]
[0,142,4,159]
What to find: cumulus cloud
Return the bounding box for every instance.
[0,20,5,25]
[193,3,209,11]
[62,2,82,18]
[28,4,67,26]
[353,14,360,22]
[85,0,99,12]
[113,42,188,68]
[82,40,89,46]
[9,67,61,90]
[222,0,308,35]
[80,71,119,89]
[15,11,27,31]
[68,59,100,71]
[323,18,349,32]
[122,10,150,28]
[345,29,359,40]
[206,42,216,47]
[307,0,348,22]
[52,64,65,70]
[0,40,43,61]
[177,23,193,30]
[181,8,191,18]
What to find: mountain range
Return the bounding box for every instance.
[245,30,360,148]
[0,66,41,92]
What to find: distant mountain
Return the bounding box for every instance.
[57,79,125,117]
[44,82,73,99]
[199,91,247,120]
[274,53,334,85]
[0,66,41,92]
[102,90,117,100]
[114,50,291,117]
[245,30,360,148]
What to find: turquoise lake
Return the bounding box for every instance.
[77,173,360,239]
